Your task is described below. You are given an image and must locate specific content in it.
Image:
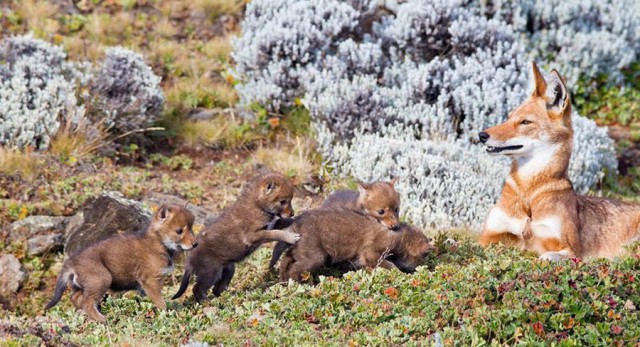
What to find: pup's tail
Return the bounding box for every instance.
[172,266,192,299]
[45,270,72,310]
[268,241,290,269]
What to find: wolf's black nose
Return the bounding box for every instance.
[479,132,490,143]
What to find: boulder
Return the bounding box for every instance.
[9,216,67,242]
[64,191,152,257]
[146,192,217,226]
[0,254,27,300]
[27,234,64,256]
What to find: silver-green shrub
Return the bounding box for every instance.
[89,47,164,133]
[0,36,164,149]
[234,0,619,230]
[0,35,85,150]
[472,0,640,85]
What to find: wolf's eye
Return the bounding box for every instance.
[176,228,183,235]
[394,208,399,213]
[520,119,532,125]
[280,199,288,206]
[377,209,385,215]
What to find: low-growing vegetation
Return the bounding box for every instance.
[3,240,640,346]
[2,0,640,346]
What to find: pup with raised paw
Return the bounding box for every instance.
[172,172,300,302]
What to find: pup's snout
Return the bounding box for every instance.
[280,210,294,218]
[479,131,490,143]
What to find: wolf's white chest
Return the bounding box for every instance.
[484,207,527,235]
[529,216,563,239]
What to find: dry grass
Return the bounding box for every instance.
[201,36,234,62]
[179,118,231,147]
[251,137,315,183]
[211,81,238,107]
[48,120,108,164]
[192,0,245,22]
[13,0,59,37]
[167,71,236,110]
[179,115,263,149]
[0,147,45,181]
[154,17,178,39]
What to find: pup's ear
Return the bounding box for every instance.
[530,61,547,98]
[157,204,172,221]
[412,241,434,256]
[389,177,398,186]
[264,181,277,194]
[546,69,570,120]
[356,181,369,197]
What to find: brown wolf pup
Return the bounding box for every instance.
[275,209,433,282]
[478,62,640,260]
[172,173,300,301]
[45,204,197,322]
[323,178,401,230]
[268,179,401,269]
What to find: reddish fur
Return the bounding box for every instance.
[45,204,197,322]
[480,62,640,259]
[173,173,300,302]
[277,210,433,282]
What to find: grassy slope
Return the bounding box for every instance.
[2,1,640,346]
[4,242,640,346]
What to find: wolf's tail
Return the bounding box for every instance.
[268,241,290,269]
[45,270,72,310]
[172,266,192,299]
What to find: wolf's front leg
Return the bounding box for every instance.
[528,209,580,260]
[479,205,528,246]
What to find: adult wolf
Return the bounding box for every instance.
[478,62,640,260]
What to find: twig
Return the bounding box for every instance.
[93,126,165,150]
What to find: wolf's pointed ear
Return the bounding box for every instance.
[531,62,547,98]
[264,181,277,194]
[389,177,398,186]
[546,69,569,116]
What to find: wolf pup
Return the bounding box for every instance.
[45,204,197,322]
[275,209,433,282]
[268,179,401,269]
[478,62,640,260]
[172,173,300,301]
[323,178,401,230]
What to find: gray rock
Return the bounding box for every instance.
[0,254,27,300]
[9,216,67,241]
[27,234,64,256]
[64,211,84,238]
[146,192,217,226]
[64,191,152,257]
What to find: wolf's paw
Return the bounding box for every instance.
[283,232,301,244]
[539,251,565,262]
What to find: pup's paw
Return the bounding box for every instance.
[283,232,301,244]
